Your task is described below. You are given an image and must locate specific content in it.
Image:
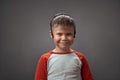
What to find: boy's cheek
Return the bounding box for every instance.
[69,37,74,42]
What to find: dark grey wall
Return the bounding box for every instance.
[0,0,120,80]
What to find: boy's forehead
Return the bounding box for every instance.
[53,24,74,29]
[52,24,74,33]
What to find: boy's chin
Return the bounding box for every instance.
[59,46,70,51]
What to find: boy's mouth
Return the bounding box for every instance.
[60,41,69,45]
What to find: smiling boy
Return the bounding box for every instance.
[35,13,93,80]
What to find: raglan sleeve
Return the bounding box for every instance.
[34,55,48,80]
[81,55,94,80]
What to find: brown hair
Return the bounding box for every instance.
[50,13,76,38]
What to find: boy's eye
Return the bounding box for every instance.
[57,33,62,36]
[67,33,72,36]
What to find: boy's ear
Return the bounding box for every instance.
[49,31,53,38]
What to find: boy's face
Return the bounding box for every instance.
[50,24,74,51]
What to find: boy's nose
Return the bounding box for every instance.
[62,35,67,40]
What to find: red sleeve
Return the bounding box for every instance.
[75,51,94,80]
[34,53,51,80]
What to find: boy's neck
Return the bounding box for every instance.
[52,48,73,53]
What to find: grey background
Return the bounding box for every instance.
[0,0,120,80]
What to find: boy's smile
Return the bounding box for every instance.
[50,24,74,52]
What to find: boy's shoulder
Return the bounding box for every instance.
[73,50,86,59]
[40,51,52,59]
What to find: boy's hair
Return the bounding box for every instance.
[50,13,76,38]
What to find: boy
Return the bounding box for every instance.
[35,13,93,80]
